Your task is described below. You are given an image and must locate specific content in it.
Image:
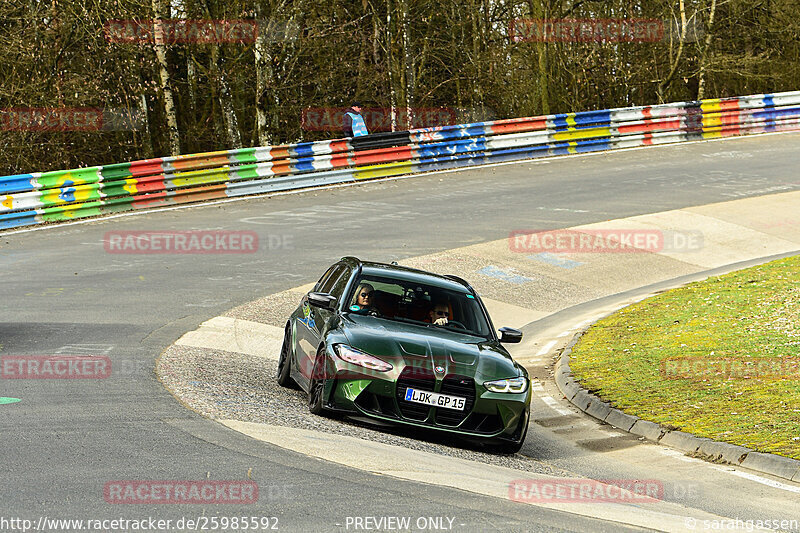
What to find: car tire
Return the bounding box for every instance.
[308,347,331,416]
[276,324,298,389]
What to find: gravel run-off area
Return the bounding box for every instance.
[157,286,571,478]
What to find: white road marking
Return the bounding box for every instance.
[557,330,572,338]
[54,344,114,355]
[175,316,283,360]
[536,339,558,356]
[531,382,545,392]
[540,395,574,416]
[534,207,590,213]
[712,466,800,494]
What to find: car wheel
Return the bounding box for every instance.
[308,347,331,416]
[276,324,298,389]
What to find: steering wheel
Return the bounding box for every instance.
[446,320,467,330]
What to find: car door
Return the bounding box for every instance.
[296,264,350,382]
[294,264,335,380]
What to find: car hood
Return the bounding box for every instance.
[340,314,520,380]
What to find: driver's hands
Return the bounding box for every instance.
[433,317,448,326]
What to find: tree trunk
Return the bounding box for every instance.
[400,0,413,129]
[697,0,718,100]
[151,0,181,155]
[217,59,242,149]
[357,0,369,97]
[138,93,154,159]
[209,38,241,149]
[255,3,274,146]
[387,0,397,131]
[657,0,689,103]
[373,5,381,66]
[187,54,197,115]
[470,0,485,115]
[527,0,550,114]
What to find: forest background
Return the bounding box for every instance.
[1,0,797,174]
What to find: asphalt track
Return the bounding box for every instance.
[2,133,800,532]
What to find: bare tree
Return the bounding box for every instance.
[152,0,181,155]
[697,0,718,99]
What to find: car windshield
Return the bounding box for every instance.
[345,274,493,338]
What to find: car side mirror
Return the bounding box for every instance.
[308,292,338,311]
[499,327,523,344]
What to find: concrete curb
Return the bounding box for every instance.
[555,329,800,484]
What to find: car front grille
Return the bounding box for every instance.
[354,368,501,435]
[396,367,436,421]
[435,375,475,426]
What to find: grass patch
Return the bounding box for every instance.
[570,255,800,460]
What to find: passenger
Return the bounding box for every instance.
[350,283,378,314]
[428,301,450,326]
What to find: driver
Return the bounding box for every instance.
[428,301,450,326]
[350,283,378,314]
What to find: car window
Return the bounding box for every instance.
[345,274,492,338]
[319,265,346,294]
[314,265,338,292]
[347,278,402,307]
[328,266,353,299]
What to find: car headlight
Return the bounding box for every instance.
[484,376,528,393]
[334,344,393,372]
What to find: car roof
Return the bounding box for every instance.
[346,258,472,292]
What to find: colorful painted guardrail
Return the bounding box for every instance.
[2,91,800,230]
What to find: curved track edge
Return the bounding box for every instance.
[554,257,800,483]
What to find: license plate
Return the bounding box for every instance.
[403,387,466,411]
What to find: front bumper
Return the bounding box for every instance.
[322,359,530,442]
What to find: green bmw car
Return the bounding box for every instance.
[277,257,531,453]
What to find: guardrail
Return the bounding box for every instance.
[2,91,800,230]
